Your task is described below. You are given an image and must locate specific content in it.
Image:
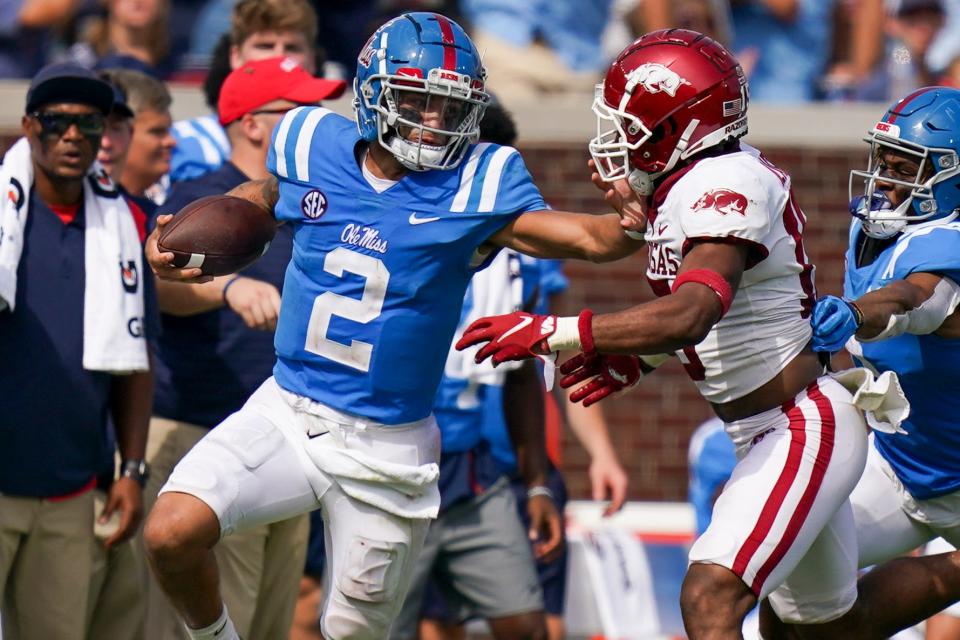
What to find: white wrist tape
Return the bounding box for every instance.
[546,316,581,351]
[861,277,960,342]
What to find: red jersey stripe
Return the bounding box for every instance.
[750,381,836,594]
[783,192,816,317]
[730,396,807,593]
[434,13,457,71]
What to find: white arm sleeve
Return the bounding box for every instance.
[861,277,960,342]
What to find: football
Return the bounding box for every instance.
[157,195,276,276]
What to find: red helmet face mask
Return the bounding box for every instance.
[589,29,749,182]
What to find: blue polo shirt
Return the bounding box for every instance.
[0,191,157,497]
[151,162,294,428]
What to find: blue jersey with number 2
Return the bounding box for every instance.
[267,107,546,424]
[844,219,960,499]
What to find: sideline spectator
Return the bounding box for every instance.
[460,0,614,106]
[70,0,173,77]
[0,62,154,640]
[84,72,152,640]
[0,0,80,77]
[144,56,337,640]
[731,0,837,102]
[107,68,175,204]
[94,72,135,179]
[169,0,332,184]
[827,0,945,101]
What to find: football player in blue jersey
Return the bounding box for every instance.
[764,86,960,637]
[143,12,644,640]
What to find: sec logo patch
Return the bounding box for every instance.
[301,189,327,219]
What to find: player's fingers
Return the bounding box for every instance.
[582,383,616,407]
[491,346,529,365]
[455,326,493,351]
[569,377,604,404]
[559,365,594,389]
[558,352,592,375]
[590,171,608,193]
[473,340,501,363]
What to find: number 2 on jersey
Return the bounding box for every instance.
[305,247,390,372]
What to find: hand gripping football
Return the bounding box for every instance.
[157,195,276,276]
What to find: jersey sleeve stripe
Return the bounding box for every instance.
[883,222,960,279]
[174,121,220,165]
[451,142,490,212]
[272,106,306,179]
[478,146,518,212]
[195,115,230,155]
[294,108,332,182]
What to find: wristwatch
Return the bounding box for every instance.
[120,459,150,487]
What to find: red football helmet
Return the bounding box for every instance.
[589,29,748,182]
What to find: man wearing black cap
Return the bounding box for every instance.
[0,62,156,640]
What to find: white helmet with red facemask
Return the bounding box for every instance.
[590,29,749,191]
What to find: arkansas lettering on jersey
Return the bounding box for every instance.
[265,107,546,425]
[644,144,816,403]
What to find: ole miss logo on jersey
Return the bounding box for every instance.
[693,188,749,217]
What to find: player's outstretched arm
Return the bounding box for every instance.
[812,273,960,351]
[489,172,647,263]
[490,209,643,263]
[457,242,746,367]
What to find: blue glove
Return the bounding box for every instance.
[811,295,861,352]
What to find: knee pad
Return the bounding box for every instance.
[322,536,411,639]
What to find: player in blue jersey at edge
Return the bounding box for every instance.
[143,12,645,640]
[762,86,960,637]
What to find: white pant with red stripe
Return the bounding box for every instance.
[688,376,868,624]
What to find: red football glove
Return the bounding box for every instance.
[455,311,557,366]
[559,352,643,407]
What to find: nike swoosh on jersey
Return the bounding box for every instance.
[409,212,441,225]
[499,315,533,340]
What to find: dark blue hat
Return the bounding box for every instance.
[26,62,115,115]
[99,74,135,118]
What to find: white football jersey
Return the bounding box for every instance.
[645,144,815,403]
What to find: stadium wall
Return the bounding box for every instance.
[0,81,881,502]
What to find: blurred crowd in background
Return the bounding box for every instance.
[1,0,957,108]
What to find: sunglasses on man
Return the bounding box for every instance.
[29,111,106,138]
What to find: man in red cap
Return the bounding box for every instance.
[141,56,344,640]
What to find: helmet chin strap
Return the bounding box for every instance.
[626,119,701,197]
[658,119,700,178]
